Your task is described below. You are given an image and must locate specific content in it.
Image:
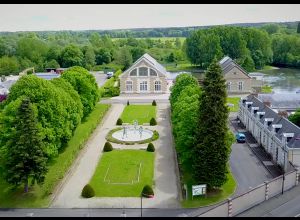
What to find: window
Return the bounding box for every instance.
[150,68,157,76]
[140,81,147,91]
[238,81,243,91]
[139,67,148,76]
[227,82,231,91]
[126,81,133,91]
[130,69,137,76]
[155,81,161,91]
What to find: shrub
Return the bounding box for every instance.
[127,100,130,106]
[152,100,156,106]
[150,117,157,126]
[81,184,95,198]
[103,142,113,152]
[116,118,123,125]
[142,185,154,197]
[147,143,155,152]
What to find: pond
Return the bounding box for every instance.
[167,67,300,95]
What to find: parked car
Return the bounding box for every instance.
[106,71,114,79]
[236,132,246,143]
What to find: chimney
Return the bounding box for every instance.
[278,110,288,118]
[263,101,271,107]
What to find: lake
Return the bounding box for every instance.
[167,67,300,95]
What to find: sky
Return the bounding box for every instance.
[0,4,299,32]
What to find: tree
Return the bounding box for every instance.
[130,47,145,62]
[95,48,112,65]
[44,59,60,68]
[60,44,84,67]
[175,38,182,49]
[289,110,300,127]
[241,55,255,72]
[84,46,96,70]
[115,47,133,70]
[1,98,47,192]
[167,52,175,63]
[192,59,230,188]
[0,56,20,75]
[297,22,300,34]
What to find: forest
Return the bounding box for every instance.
[0,21,299,75]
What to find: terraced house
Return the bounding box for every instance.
[119,53,168,94]
[238,94,300,172]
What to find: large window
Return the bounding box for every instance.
[140,81,148,91]
[238,81,243,91]
[126,81,133,91]
[227,82,231,91]
[150,68,157,76]
[154,81,161,91]
[139,67,148,76]
[130,69,137,76]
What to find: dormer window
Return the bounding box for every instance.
[257,112,265,119]
[272,124,282,133]
[283,133,294,143]
[264,118,274,126]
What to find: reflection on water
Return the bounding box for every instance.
[167,67,300,94]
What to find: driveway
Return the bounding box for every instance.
[50,103,179,208]
[90,71,107,88]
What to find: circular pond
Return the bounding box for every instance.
[112,127,154,142]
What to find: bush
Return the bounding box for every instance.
[147,143,155,152]
[150,117,157,126]
[127,100,130,106]
[152,100,156,106]
[103,142,113,152]
[142,185,154,197]
[116,118,123,125]
[81,184,95,198]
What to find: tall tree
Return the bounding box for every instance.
[84,46,96,70]
[192,59,230,188]
[289,109,300,127]
[60,44,84,68]
[297,22,300,34]
[115,47,133,70]
[2,98,47,192]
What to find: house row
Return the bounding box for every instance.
[238,94,300,172]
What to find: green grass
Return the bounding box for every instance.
[261,85,273,93]
[0,104,111,208]
[164,62,202,72]
[227,97,241,112]
[89,150,154,197]
[120,105,156,125]
[181,169,236,208]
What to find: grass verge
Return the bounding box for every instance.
[120,105,156,125]
[227,97,241,112]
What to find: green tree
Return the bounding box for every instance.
[95,48,112,65]
[84,46,96,70]
[289,110,300,127]
[192,59,230,188]
[167,52,175,62]
[130,47,145,62]
[44,59,60,68]
[1,98,47,192]
[297,22,300,34]
[60,44,84,67]
[241,55,255,72]
[115,47,133,70]
[0,56,20,75]
[175,38,182,49]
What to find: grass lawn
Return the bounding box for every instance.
[0,104,110,208]
[261,85,273,93]
[89,150,154,197]
[120,105,156,125]
[227,97,241,112]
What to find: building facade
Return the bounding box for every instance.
[119,53,168,94]
[238,95,300,171]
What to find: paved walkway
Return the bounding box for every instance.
[50,103,179,208]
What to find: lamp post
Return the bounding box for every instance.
[140,192,143,217]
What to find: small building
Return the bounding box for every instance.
[45,68,68,74]
[219,56,259,94]
[238,94,300,171]
[119,53,168,94]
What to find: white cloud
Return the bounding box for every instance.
[0,4,299,32]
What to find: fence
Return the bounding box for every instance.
[198,169,299,217]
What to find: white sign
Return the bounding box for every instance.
[192,184,207,196]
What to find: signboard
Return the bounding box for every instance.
[192,184,207,196]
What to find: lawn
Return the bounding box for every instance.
[261,85,273,93]
[89,150,154,197]
[0,104,111,208]
[120,105,156,125]
[227,97,241,112]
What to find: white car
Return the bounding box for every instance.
[106,72,114,79]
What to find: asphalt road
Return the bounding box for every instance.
[90,71,107,88]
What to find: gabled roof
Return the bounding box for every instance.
[120,53,167,77]
[219,56,251,79]
[242,94,300,149]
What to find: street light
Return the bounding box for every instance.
[140,192,143,217]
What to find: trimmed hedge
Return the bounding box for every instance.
[99,69,122,98]
[147,143,155,152]
[81,184,95,198]
[103,142,113,152]
[127,100,130,106]
[152,100,156,106]
[116,118,123,125]
[150,117,157,126]
[142,185,154,197]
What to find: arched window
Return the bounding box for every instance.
[130,69,137,76]
[139,67,148,76]
[126,81,133,91]
[150,68,157,76]
[154,81,161,91]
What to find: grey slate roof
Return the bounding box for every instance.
[242,94,300,149]
[257,94,300,110]
[219,56,250,78]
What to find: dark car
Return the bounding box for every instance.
[236,132,246,143]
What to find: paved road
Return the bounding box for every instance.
[90,71,107,88]
[238,184,300,217]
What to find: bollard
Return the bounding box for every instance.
[228,197,233,217]
[264,181,269,200]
